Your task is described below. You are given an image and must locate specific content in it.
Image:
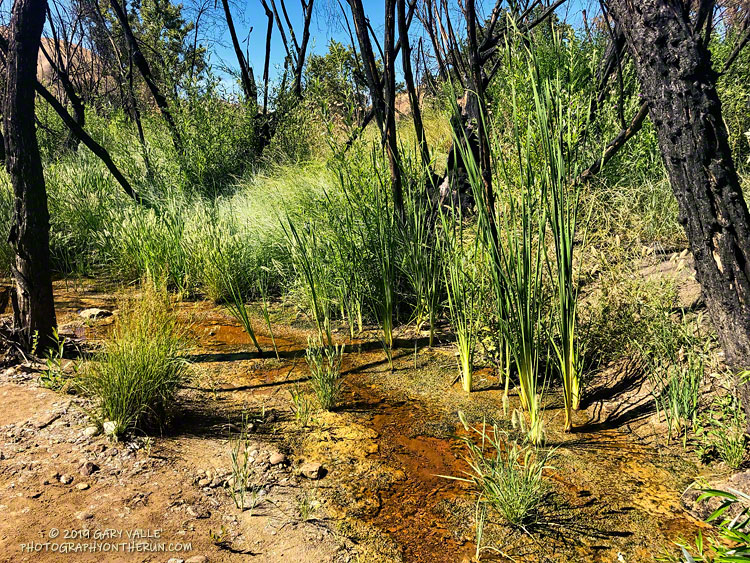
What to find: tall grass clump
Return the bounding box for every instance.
[399,158,442,346]
[533,31,591,431]
[82,284,189,437]
[446,412,553,532]
[306,337,345,410]
[638,312,707,445]
[366,156,398,354]
[283,213,334,345]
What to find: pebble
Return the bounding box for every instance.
[79,308,112,320]
[185,556,209,563]
[167,559,185,563]
[83,426,100,438]
[59,474,73,484]
[269,452,286,466]
[103,421,117,436]
[76,483,90,490]
[300,462,323,480]
[198,478,211,487]
[76,511,94,520]
[80,461,99,476]
[187,506,210,519]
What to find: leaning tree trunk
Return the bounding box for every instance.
[4,0,57,350]
[608,0,750,416]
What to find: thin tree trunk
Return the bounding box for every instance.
[463,0,497,242]
[221,0,257,104]
[109,0,184,156]
[382,0,404,218]
[262,0,273,113]
[398,0,430,172]
[608,0,750,419]
[4,0,57,350]
[293,0,314,97]
[43,12,85,151]
[348,0,403,218]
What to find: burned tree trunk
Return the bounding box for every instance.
[4,0,57,349]
[397,0,430,172]
[109,0,184,157]
[607,0,750,413]
[221,0,257,104]
[348,0,404,218]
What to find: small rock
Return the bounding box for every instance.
[198,478,211,487]
[300,462,323,480]
[76,511,94,520]
[269,452,286,466]
[76,483,90,490]
[187,505,210,519]
[83,426,100,438]
[59,474,74,485]
[210,475,222,488]
[185,556,209,563]
[79,461,99,476]
[167,559,185,563]
[102,421,117,436]
[79,308,112,320]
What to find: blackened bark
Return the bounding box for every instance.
[221,0,257,104]
[109,0,184,157]
[608,0,750,414]
[397,0,430,172]
[4,0,57,349]
[348,0,404,218]
[464,0,496,239]
[293,0,314,97]
[42,13,85,151]
[35,82,145,204]
[262,0,273,113]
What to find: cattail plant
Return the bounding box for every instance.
[440,204,482,392]
[399,158,442,347]
[532,28,591,432]
[282,212,333,346]
[450,65,548,443]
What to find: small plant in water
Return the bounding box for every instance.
[444,412,553,531]
[669,488,750,562]
[306,337,345,410]
[289,384,313,427]
[224,276,263,354]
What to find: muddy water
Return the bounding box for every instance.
[357,389,475,563]
[189,303,708,562]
